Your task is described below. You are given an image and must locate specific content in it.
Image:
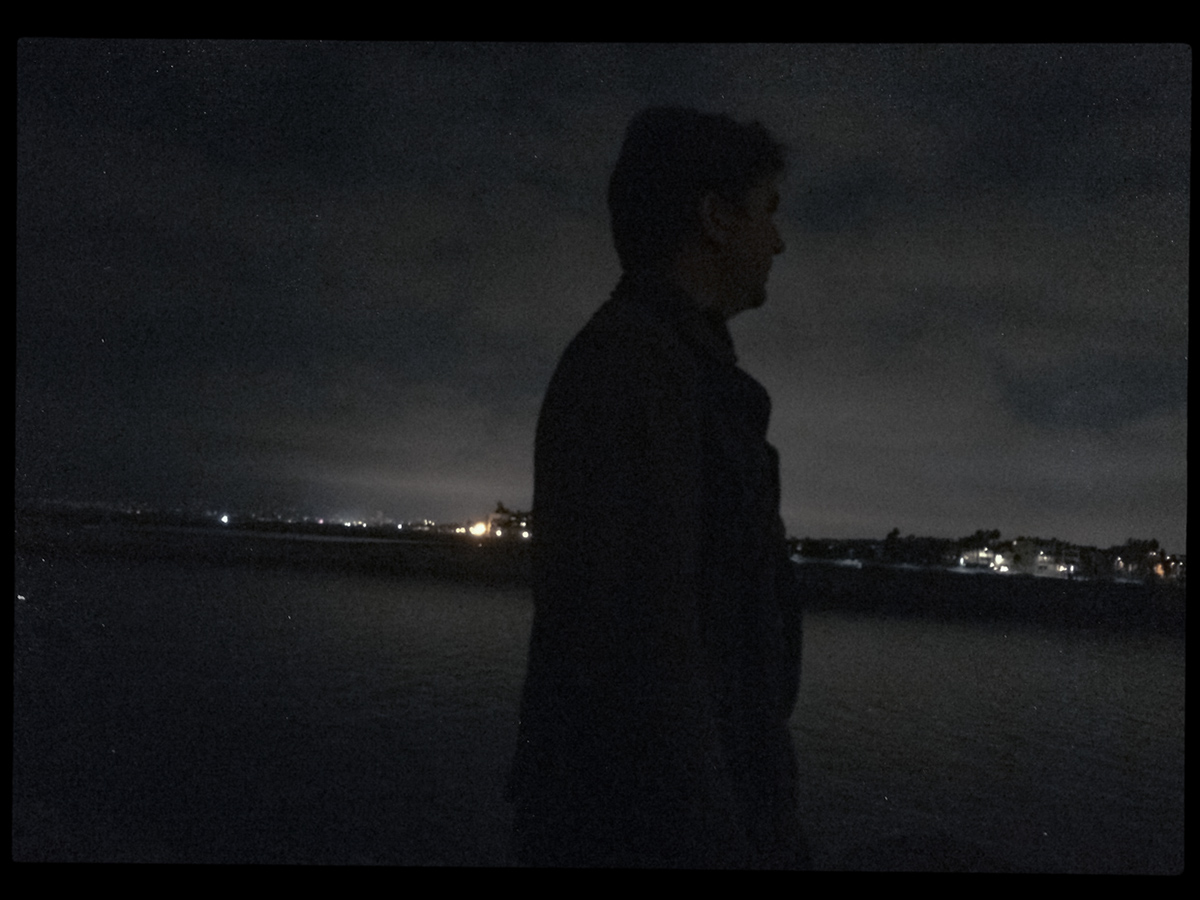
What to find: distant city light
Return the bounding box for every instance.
[220,515,229,524]
[469,522,487,536]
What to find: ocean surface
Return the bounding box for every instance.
[12,548,1184,871]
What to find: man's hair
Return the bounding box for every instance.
[608,107,787,273]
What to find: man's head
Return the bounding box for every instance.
[608,107,787,278]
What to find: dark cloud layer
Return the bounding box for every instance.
[17,41,1189,552]
[997,353,1187,431]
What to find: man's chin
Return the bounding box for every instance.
[746,287,769,310]
[725,291,767,320]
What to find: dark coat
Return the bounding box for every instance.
[508,273,804,868]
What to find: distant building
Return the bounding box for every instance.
[1007,539,1076,579]
[795,530,1181,585]
[484,503,532,540]
[959,546,1000,569]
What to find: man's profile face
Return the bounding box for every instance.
[717,172,786,318]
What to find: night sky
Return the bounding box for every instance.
[16,42,1189,553]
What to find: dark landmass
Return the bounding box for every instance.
[793,560,1184,636]
[15,504,1183,636]
[14,503,532,585]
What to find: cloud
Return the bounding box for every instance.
[995,353,1187,432]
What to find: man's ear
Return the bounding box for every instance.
[698,191,738,247]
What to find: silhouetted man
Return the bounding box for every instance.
[507,107,806,869]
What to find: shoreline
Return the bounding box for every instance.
[15,511,1184,637]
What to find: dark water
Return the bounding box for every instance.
[13,550,1184,871]
[794,613,1183,873]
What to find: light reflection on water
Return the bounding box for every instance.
[13,554,1184,871]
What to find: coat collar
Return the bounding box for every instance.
[612,271,738,368]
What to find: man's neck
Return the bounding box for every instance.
[663,252,734,321]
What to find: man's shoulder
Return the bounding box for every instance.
[538,294,701,435]
[556,294,693,378]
